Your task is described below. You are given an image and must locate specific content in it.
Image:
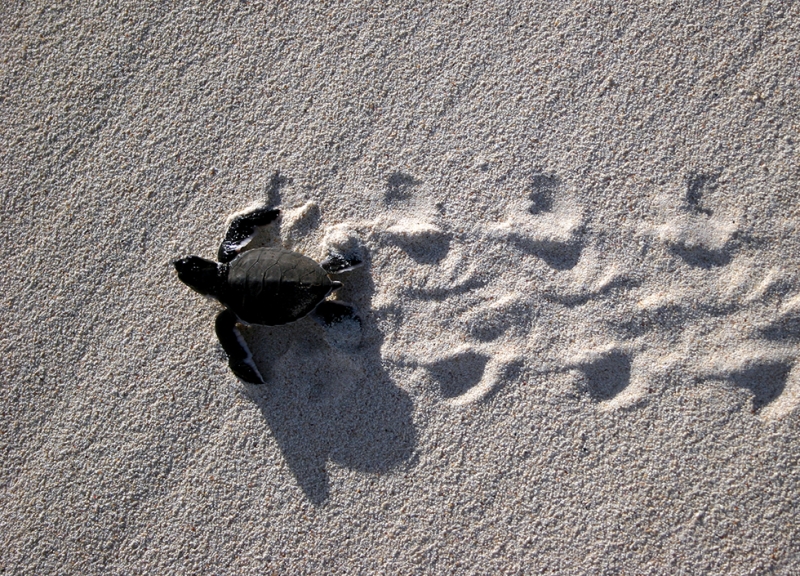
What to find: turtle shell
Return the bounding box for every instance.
[221,247,333,325]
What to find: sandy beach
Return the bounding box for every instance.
[2,2,799,573]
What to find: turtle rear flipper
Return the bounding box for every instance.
[319,226,364,273]
[215,309,265,384]
[218,206,280,263]
[312,300,362,350]
[319,252,362,274]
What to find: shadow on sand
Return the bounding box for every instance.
[240,258,416,505]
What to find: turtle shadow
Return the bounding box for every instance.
[242,259,416,505]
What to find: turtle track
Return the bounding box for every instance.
[351,169,800,419]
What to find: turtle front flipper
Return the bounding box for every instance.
[215,309,265,384]
[218,206,280,263]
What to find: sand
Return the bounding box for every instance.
[2,1,799,574]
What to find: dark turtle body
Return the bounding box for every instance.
[222,248,338,325]
[174,204,362,384]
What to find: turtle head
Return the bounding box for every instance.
[174,256,223,297]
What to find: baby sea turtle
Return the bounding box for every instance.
[174,205,362,384]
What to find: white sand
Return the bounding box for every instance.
[2,2,799,574]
